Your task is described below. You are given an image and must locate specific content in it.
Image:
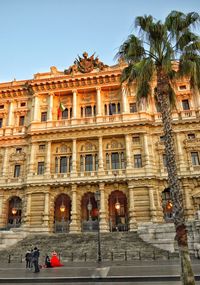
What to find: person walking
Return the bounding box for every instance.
[32,247,40,273]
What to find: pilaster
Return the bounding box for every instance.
[149,187,157,222]
[69,184,81,233]
[128,183,137,231]
[99,183,109,232]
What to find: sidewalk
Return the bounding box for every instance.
[0,260,200,283]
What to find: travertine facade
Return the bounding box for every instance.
[0,54,200,234]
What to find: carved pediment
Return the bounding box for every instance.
[9,152,26,162]
[183,138,200,150]
[64,52,108,74]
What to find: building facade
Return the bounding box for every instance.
[0,53,200,234]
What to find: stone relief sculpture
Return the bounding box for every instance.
[64,52,108,74]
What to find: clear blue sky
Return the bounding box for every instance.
[0,0,199,82]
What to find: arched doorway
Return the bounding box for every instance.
[109,190,128,231]
[7,196,22,229]
[162,188,173,222]
[81,192,98,231]
[54,194,71,232]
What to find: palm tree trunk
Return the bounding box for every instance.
[157,68,195,285]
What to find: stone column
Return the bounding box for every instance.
[29,143,36,175]
[96,87,102,116]
[2,148,8,177]
[125,134,132,169]
[70,184,80,233]
[99,183,109,232]
[143,133,151,174]
[48,93,53,121]
[72,90,77,119]
[45,142,51,175]
[43,192,50,227]
[98,137,104,172]
[33,95,39,121]
[7,101,14,126]
[149,187,157,222]
[122,84,128,113]
[128,184,137,230]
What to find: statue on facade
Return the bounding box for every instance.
[64,52,108,74]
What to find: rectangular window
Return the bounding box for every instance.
[0,105,4,109]
[62,108,68,119]
[55,157,58,173]
[95,154,98,171]
[188,133,195,140]
[16,148,22,154]
[179,85,187,90]
[60,156,67,173]
[182,99,190,110]
[41,112,47,122]
[85,154,93,171]
[0,118,3,128]
[134,154,142,168]
[130,103,137,113]
[37,162,45,175]
[19,116,25,126]
[191,152,200,166]
[85,106,92,117]
[111,152,120,169]
[132,136,140,144]
[20,102,26,107]
[39,144,45,151]
[14,165,20,177]
[109,103,116,115]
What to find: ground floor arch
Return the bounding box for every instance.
[108,190,128,231]
[54,193,71,232]
[7,196,22,229]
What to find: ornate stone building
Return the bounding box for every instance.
[0,53,200,235]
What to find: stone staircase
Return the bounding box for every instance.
[0,232,179,263]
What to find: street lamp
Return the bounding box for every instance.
[94,190,101,263]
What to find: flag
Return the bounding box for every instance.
[57,102,65,120]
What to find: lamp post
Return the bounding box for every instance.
[94,190,101,263]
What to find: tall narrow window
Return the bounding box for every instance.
[130,103,137,113]
[85,106,92,117]
[70,108,72,118]
[0,118,3,128]
[14,165,21,177]
[104,104,107,115]
[106,153,109,169]
[55,157,59,173]
[62,108,68,119]
[93,105,96,116]
[95,154,98,171]
[60,156,67,173]
[134,154,142,168]
[19,116,25,126]
[191,152,200,166]
[37,162,44,175]
[111,152,120,169]
[80,155,84,172]
[41,112,47,122]
[85,154,93,171]
[121,152,125,169]
[117,103,120,113]
[69,156,72,172]
[182,99,190,110]
[81,107,84,117]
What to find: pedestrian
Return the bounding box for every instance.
[45,255,52,268]
[32,247,40,273]
[25,250,31,269]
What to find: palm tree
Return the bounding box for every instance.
[116,11,200,285]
